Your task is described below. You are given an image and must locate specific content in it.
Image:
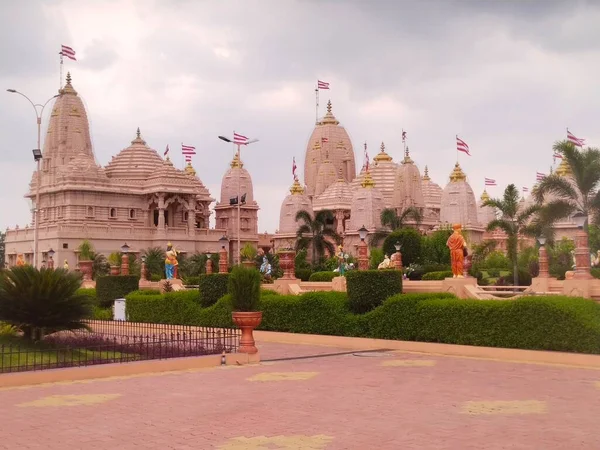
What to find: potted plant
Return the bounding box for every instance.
[77,240,94,281]
[108,252,121,275]
[239,243,258,269]
[229,265,262,354]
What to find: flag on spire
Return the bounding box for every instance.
[484,178,497,186]
[317,80,330,90]
[233,132,248,145]
[456,136,471,155]
[363,142,370,172]
[553,152,562,161]
[401,130,407,143]
[292,157,298,181]
[184,155,192,162]
[567,129,585,147]
[522,187,529,193]
[181,144,196,155]
[164,145,170,157]
[60,45,76,61]
[536,172,546,181]
[321,137,329,143]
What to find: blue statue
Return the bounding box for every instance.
[164,243,178,279]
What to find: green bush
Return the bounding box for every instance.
[198,273,229,307]
[96,275,139,307]
[383,228,422,267]
[133,289,161,295]
[422,263,452,274]
[295,268,313,281]
[183,276,201,286]
[93,306,112,320]
[421,271,453,280]
[76,288,97,305]
[308,271,337,282]
[150,274,162,282]
[483,251,511,269]
[592,268,600,279]
[369,248,385,270]
[125,290,600,354]
[228,266,260,312]
[346,270,403,314]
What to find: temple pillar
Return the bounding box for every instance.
[219,246,228,273]
[187,200,196,234]
[574,228,592,279]
[157,194,166,230]
[335,210,345,235]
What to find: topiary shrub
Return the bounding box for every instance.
[294,268,313,281]
[421,271,453,280]
[198,273,229,307]
[308,271,337,282]
[76,288,97,305]
[93,306,112,320]
[228,266,261,312]
[96,275,139,307]
[383,228,422,267]
[182,275,201,286]
[346,270,402,314]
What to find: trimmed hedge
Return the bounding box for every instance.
[346,270,403,313]
[295,268,313,281]
[125,290,600,354]
[198,273,229,307]
[76,288,97,305]
[422,271,453,280]
[96,276,139,307]
[308,271,337,282]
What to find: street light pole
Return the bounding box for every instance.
[7,89,58,269]
[218,135,259,265]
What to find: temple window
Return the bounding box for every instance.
[57,206,63,218]
[183,211,189,221]
[86,206,94,218]
[129,209,135,219]
[109,208,117,219]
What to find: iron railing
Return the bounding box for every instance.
[1,321,240,374]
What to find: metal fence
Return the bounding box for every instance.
[1,321,240,374]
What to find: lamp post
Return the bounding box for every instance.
[393,241,403,270]
[47,248,55,269]
[206,251,213,274]
[537,236,549,278]
[572,211,592,279]
[218,135,259,265]
[7,90,59,269]
[140,255,147,282]
[357,225,369,270]
[218,235,229,273]
[120,243,130,276]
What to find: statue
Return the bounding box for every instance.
[378,254,391,269]
[571,250,576,269]
[63,259,69,271]
[164,243,179,279]
[16,255,25,267]
[592,250,600,267]
[337,245,347,276]
[446,224,466,278]
[259,255,272,281]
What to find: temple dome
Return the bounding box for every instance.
[370,142,398,208]
[278,180,313,234]
[314,158,339,197]
[348,171,385,231]
[421,166,443,210]
[105,129,164,179]
[439,162,479,226]
[392,147,425,210]
[219,151,256,205]
[304,100,356,197]
[477,190,497,227]
[313,176,353,212]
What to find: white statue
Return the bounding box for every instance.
[592,250,600,267]
[378,254,391,270]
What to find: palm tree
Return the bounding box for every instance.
[369,207,422,246]
[533,141,600,227]
[0,266,92,340]
[295,210,342,266]
[142,247,166,278]
[483,184,541,286]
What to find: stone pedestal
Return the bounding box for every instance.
[530,276,552,294]
[121,254,129,276]
[538,245,549,278]
[206,259,213,274]
[332,276,347,292]
[219,247,228,273]
[140,262,148,282]
[392,251,402,270]
[160,278,184,293]
[441,277,477,299]
[563,278,592,298]
[574,228,593,279]
[357,240,368,270]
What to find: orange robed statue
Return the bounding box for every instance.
[446,224,466,278]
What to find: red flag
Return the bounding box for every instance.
[233,132,248,145]
[317,80,329,90]
[484,178,496,186]
[182,144,196,155]
[185,154,192,162]
[456,136,471,156]
[292,157,298,180]
[321,137,329,143]
[567,129,585,147]
[523,187,529,193]
[60,45,76,61]
[402,130,407,143]
[363,142,370,172]
[536,172,546,181]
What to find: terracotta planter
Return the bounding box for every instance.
[79,260,93,281]
[242,260,255,269]
[231,311,262,354]
[110,265,120,276]
[278,250,296,279]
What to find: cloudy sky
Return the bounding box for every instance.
[1,0,600,233]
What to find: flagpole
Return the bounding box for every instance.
[59,53,63,90]
[456,135,459,163]
[315,86,319,125]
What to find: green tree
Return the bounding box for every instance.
[369,207,422,246]
[295,210,341,266]
[534,141,600,229]
[0,230,5,268]
[383,228,422,267]
[549,237,575,279]
[483,184,541,286]
[142,247,166,278]
[0,266,92,340]
[421,228,452,264]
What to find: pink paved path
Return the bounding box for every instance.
[1,341,599,449]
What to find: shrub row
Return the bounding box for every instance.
[421,271,454,280]
[308,271,337,282]
[125,290,600,354]
[346,270,402,313]
[96,275,139,307]
[198,273,229,307]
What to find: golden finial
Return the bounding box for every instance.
[480,189,490,201]
[66,72,72,85]
[555,158,572,177]
[320,100,339,125]
[381,142,385,152]
[361,170,375,188]
[230,151,244,168]
[423,165,430,181]
[326,100,332,114]
[449,162,466,182]
[184,162,196,176]
[289,179,304,195]
[136,127,141,139]
[402,146,414,164]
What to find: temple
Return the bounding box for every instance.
[4,73,260,267]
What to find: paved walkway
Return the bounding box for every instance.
[1,341,599,449]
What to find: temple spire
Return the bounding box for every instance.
[423,165,430,181]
